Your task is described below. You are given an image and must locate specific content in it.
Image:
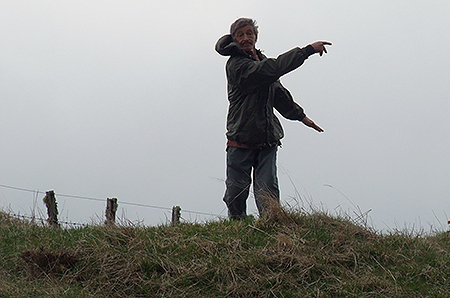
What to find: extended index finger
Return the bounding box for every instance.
[313,123,324,132]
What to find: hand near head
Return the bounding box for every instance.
[310,41,332,56]
[302,116,324,132]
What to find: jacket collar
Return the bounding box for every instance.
[215,34,262,60]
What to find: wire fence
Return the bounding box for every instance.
[6,212,88,228]
[0,183,225,228]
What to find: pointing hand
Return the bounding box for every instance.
[302,116,324,132]
[310,41,332,56]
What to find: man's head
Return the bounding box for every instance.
[230,18,258,54]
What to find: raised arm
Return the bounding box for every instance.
[227,45,316,92]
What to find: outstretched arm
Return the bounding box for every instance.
[302,116,324,132]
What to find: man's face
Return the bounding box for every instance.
[234,25,257,54]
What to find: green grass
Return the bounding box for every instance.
[1,208,449,297]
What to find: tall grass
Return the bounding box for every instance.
[1,207,449,297]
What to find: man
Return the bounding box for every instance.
[215,18,331,219]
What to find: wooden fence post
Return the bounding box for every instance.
[105,198,118,226]
[171,206,181,226]
[43,190,59,228]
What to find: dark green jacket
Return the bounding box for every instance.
[215,34,316,147]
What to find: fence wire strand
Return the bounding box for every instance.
[0,183,223,227]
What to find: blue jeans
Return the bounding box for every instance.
[223,146,280,219]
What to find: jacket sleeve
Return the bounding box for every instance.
[273,81,306,121]
[228,45,315,94]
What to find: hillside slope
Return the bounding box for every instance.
[1,209,449,297]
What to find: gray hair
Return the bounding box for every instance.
[230,18,258,39]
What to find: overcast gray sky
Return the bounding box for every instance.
[1,0,449,232]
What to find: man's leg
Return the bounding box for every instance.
[223,147,255,219]
[253,146,280,215]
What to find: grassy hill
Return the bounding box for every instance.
[1,208,449,297]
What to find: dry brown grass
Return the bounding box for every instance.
[1,209,449,297]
